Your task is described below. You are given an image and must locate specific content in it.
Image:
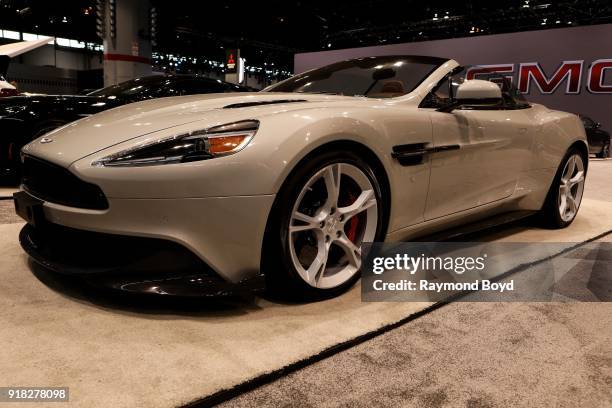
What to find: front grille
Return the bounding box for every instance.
[22,155,109,210]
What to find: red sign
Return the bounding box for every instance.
[226,49,237,73]
[467,60,612,95]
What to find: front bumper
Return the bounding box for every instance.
[19,222,265,296]
[16,189,276,285]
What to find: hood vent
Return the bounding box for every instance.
[223,99,307,109]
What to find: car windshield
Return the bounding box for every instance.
[88,76,171,97]
[264,56,445,98]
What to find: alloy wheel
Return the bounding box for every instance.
[288,163,378,289]
[558,154,585,222]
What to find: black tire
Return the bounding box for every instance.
[262,150,387,300]
[0,141,20,185]
[0,164,20,186]
[539,148,586,229]
[596,143,609,159]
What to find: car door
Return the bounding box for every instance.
[420,70,535,220]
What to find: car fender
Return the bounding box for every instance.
[256,106,434,232]
[514,105,588,210]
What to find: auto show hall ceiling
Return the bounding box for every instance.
[0,0,611,68]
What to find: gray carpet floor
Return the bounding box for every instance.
[0,200,21,224]
[221,234,612,407]
[222,299,612,408]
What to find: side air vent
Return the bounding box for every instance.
[223,99,307,109]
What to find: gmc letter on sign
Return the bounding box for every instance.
[467,60,612,95]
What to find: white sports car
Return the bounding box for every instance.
[15,56,587,298]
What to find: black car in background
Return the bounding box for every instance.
[581,115,610,158]
[0,75,254,184]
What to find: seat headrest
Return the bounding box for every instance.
[380,80,405,95]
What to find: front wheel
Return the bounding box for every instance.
[264,151,386,299]
[539,149,586,228]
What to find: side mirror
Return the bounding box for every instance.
[455,79,502,102]
[438,79,502,112]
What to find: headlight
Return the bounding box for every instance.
[92,120,259,167]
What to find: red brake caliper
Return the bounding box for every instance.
[344,191,360,243]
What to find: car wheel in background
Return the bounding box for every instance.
[596,143,609,158]
[264,150,386,300]
[32,121,67,138]
[0,122,67,186]
[539,148,586,229]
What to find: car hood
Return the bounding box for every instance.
[23,92,359,167]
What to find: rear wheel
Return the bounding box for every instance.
[264,151,386,299]
[539,149,586,228]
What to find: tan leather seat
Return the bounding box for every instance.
[369,80,406,98]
